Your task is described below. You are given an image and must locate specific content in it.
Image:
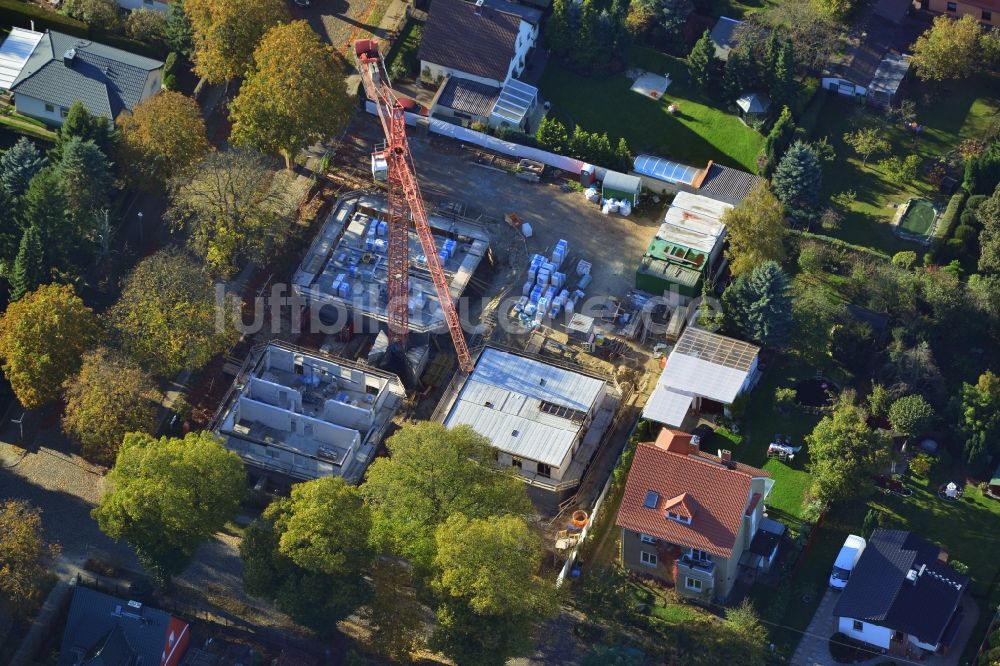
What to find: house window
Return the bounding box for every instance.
[44,103,54,113]
[511,457,522,470]
[640,551,657,567]
[666,511,692,525]
[536,461,551,478]
[984,9,993,21]
[947,1,957,11]
[685,577,703,592]
[689,548,710,562]
[640,534,656,544]
[853,620,864,632]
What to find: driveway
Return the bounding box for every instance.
[792,588,981,666]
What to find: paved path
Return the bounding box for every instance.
[792,588,840,666]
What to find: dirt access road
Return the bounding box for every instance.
[294,0,396,56]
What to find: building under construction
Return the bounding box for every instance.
[292,193,491,336]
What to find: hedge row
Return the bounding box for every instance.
[788,229,891,260]
[0,0,165,59]
[933,191,967,243]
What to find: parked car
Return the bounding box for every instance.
[829,534,866,590]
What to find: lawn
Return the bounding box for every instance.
[811,76,1000,254]
[539,52,765,172]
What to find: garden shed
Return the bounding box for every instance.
[736,92,770,123]
[601,170,641,206]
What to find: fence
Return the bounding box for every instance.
[364,101,586,174]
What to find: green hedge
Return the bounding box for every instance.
[0,0,165,59]
[933,192,967,244]
[788,229,890,260]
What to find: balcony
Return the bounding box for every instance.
[677,555,716,576]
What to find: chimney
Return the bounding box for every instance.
[63,49,76,67]
[689,436,700,455]
[938,549,949,563]
[474,0,484,14]
[719,449,732,463]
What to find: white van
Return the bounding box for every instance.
[829,534,867,590]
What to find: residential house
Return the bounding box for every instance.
[821,0,921,107]
[212,342,405,489]
[709,17,742,61]
[57,586,189,666]
[921,0,1000,25]
[0,29,163,125]
[418,0,539,88]
[643,327,761,428]
[615,429,775,601]
[438,346,615,511]
[833,529,970,658]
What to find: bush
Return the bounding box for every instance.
[950,560,969,574]
[775,387,797,411]
[967,194,988,211]
[791,77,821,118]
[987,628,1000,648]
[908,452,934,478]
[933,192,967,255]
[495,124,537,147]
[891,251,917,270]
[125,7,167,43]
[63,0,122,32]
[798,244,827,273]
[954,224,977,242]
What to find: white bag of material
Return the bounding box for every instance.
[577,259,591,276]
[620,200,632,216]
[607,199,620,214]
[601,201,612,215]
[521,222,533,238]
[585,187,600,203]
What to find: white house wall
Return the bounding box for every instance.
[838,617,892,649]
[15,94,65,125]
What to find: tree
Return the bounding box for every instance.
[62,0,121,31]
[125,8,168,43]
[815,0,854,20]
[976,183,1000,274]
[688,30,721,91]
[167,150,292,275]
[958,371,1000,471]
[911,15,983,82]
[791,277,845,366]
[0,284,100,409]
[94,431,244,582]
[0,500,56,615]
[760,105,795,177]
[830,321,876,377]
[362,422,532,574]
[55,102,118,159]
[109,248,236,376]
[807,399,890,505]
[868,384,891,418]
[732,2,843,74]
[721,183,788,276]
[363,561,426,663]
[546,0,575,56]
[722,601,769,666]
[769,42,797,112]
[165,0,194,56]
[772,141,822,223]
[536,116,570,154]
[722,261,792,347]
[185,0,289,83]
[879,154,921,186]
[0,137,46,198]
[55,137,112,226]
[20,168,78,274]
[119,91,211,186]
[653,0,693,47]
[887,394,935,436]
[9,225,47,300]
[430,514,558,666]
[241,477,372,635]
[722,46,751,101]
[230,21,352,169]
[614,136,633,172]
[62,348,160,465]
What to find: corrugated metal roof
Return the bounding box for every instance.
[869,53,910,96]
[443,348,606,466]
[698,164,763,206]
[633,154,700,186]
[438,77,500,117]
[602,169,641,193]
[658,191,729,254]
[646,328,759,406]
[642,388,692,427]
[0,28,43,90]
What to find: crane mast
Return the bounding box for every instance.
[354,40,474,374]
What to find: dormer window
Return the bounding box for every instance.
[666,511,692,525]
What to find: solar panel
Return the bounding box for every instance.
[644,490,660,509]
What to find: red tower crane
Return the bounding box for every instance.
[354,39,474,375]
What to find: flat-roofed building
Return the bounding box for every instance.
[437,346,616,510]
[213,342,405,488]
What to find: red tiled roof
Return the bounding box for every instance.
[616,435,769,559]
[417,0,522,83]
